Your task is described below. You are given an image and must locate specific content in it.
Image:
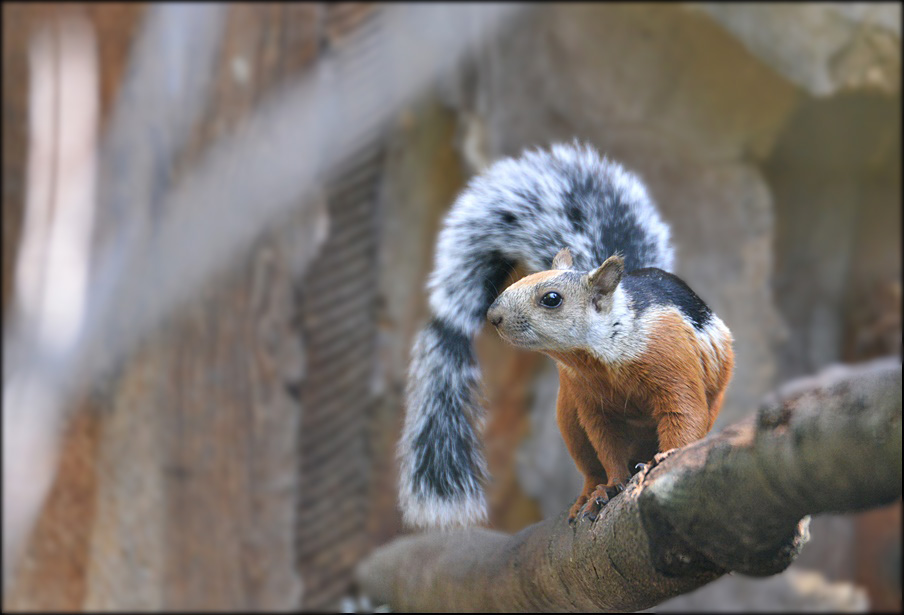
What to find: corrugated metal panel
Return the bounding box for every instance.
[296,145,383,610]
[295,7,384,607]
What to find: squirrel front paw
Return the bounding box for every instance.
[577,483,625,522]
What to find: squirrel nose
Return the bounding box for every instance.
[487,302,503,327]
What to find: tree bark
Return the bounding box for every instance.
[356,357,902,612]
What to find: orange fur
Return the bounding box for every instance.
[549,309,734,521]
[506,269,562,290]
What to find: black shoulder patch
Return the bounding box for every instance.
[621,268,713,330]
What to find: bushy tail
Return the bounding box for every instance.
[398,141,674,528]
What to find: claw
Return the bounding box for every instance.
[653,450,672,464]
[635,462,647,471]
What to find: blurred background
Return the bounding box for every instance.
[2,3,900,612]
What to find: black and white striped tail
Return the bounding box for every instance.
[398,317,489,527]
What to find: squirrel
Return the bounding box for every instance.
[398,141,734,528]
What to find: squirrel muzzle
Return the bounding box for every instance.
[487,300,504,328]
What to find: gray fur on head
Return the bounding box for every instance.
[399,141,674,528]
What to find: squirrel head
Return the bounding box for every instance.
[486,248,627,354]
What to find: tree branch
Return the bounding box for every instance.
[356,357,902,612]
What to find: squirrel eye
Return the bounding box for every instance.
[540,291,563,308]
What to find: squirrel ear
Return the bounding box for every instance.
[551,248,574,270]
[587,254,624,297]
